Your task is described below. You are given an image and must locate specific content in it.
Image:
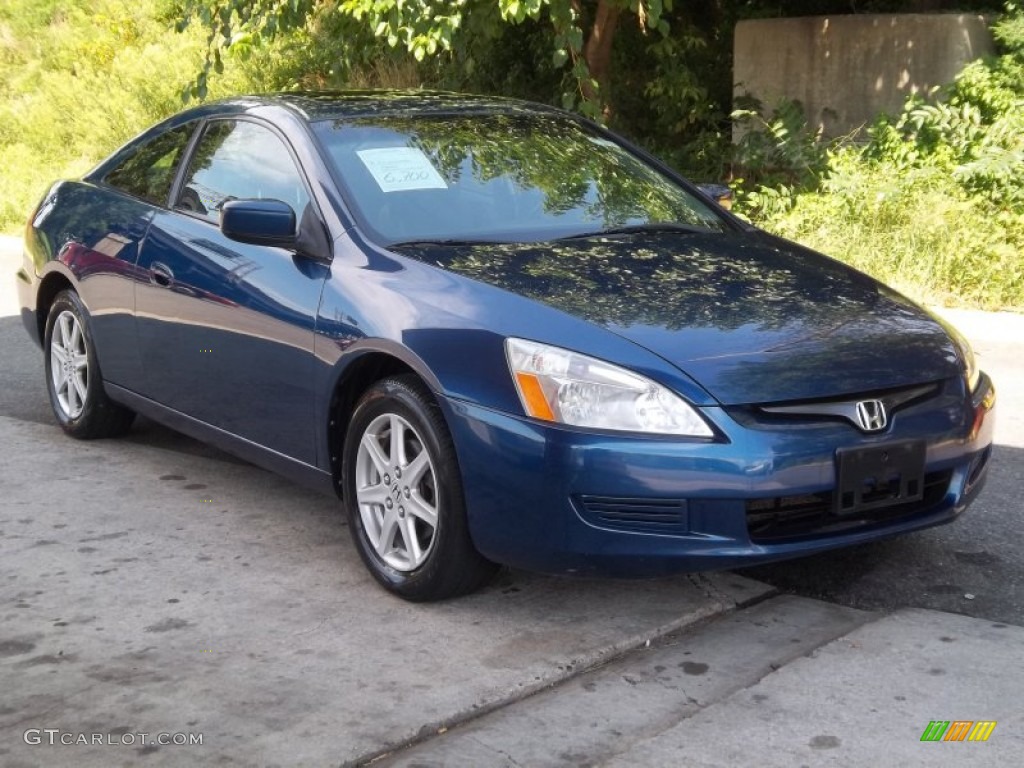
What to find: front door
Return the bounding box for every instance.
[135,118,327,464]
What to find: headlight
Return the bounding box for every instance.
[963,341,981,393]
[950,328,981,392]
[505,338,713,437]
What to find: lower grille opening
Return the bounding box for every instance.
[746,469,953,543]
[577,495,687,533]
[965,447,992,492]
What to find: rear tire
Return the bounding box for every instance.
[342,375,498,601]
[43,290,135,439]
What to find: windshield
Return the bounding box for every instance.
[312,112,729,245]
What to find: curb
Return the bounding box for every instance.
[352,574,775,767]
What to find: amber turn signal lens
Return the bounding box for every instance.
[514,372,556,421]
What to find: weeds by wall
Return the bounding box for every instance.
[733,7,1024,309]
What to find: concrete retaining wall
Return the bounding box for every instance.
[734,14,994,139]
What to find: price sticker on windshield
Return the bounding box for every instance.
[357,147,448,192]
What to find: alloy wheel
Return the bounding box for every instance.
[49,309,89,420]
[354,412,439,571]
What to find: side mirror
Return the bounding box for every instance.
[696,183,734,211]
[220,199,296,248]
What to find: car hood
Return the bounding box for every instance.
[394,231,961,405]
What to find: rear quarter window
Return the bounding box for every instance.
[103,123,196,206]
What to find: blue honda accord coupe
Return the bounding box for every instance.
[16,91,995,600]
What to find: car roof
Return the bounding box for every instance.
[86,90,573,184]
[200,90,564,123]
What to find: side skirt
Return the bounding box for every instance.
[106,383,338,497]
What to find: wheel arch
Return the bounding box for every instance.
[325,345,442,496]
[35,269,77,344]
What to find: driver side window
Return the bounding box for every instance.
[175,120,310,223]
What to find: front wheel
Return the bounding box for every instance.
[342,375,498,601]
[43,290,135,439]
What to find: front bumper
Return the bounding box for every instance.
[15,247,40,347]
[440,374,995,577]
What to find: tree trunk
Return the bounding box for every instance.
[583,0,621,101]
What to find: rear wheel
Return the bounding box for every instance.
[342,375,498,601]
[43,290,135,439]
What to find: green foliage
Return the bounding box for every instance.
[730,98,831,218]
[175,0,679,119]
[177,0,566,108]
[767,153,1024,308]
[2,0,1020,309]
[864,4,1024,211]
[856,9,1024,215]
[608,7,732,181]
[0,0,260,232]
[734,3,1024,309]
[427,11,565,105]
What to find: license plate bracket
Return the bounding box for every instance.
[835,440,926,516]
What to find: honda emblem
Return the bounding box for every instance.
[855,399,888,432]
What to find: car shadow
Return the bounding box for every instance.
[0,315,51,425]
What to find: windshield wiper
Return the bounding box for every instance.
[387,237,507,249]
[556,222,708,240]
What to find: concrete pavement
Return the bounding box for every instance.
[610,607,1021,768]
[0,412,768,767]
[381,596,1023,767]
[1,234,20,317]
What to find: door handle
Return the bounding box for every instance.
[150,261,174,287]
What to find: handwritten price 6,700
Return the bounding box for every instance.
[382,169,433,183]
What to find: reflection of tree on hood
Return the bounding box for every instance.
[328,109,927,339]
[403,232,912,334]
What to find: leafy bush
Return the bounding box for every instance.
[730,98,833,219]
[0,0,259,232]
[768,153,1024,308]
[735,4,1024,309]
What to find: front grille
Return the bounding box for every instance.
[727,382,942,431]
[746,469,952,542]
[576,495,687,533]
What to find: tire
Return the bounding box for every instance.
[43,290,135,439]
[342,375,498,601]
